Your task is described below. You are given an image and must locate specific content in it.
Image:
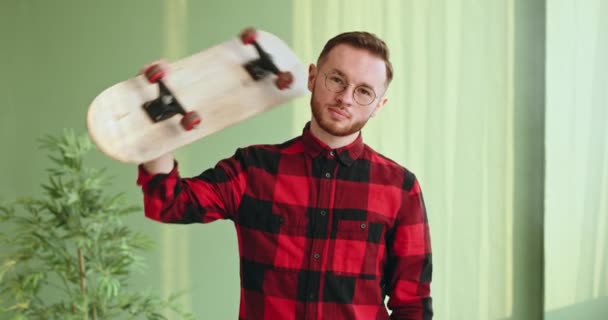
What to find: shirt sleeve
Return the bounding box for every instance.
[386,173,433,319]
[136,148,249,224]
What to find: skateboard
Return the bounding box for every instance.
[86,28,307,163]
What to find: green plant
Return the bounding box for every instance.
[0,131,192,320]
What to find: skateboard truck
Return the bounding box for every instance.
[240,27,294,90]
[141,63,201,131]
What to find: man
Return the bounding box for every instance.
[138,31,433,319]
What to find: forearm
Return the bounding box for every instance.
[142,153,174,174]
[138,161,199,223]
[387,175,433,319]
[137,149,249,223]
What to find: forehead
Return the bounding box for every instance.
[319,44,387,87]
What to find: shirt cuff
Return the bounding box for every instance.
[136,160,179,187]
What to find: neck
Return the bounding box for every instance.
[309,119,359,149]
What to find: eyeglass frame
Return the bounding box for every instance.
[321,71,382,106]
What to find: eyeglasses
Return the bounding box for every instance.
[323,72,378,106]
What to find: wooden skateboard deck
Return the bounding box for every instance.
[86,28,307,163]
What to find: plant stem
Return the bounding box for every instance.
[78,248,96,320]
[78,248,86,293]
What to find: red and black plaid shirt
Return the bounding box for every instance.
[137,123,433,319]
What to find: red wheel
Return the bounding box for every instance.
[142,61,168,83]
[180,111,201,131]
[275,72,293,90]
[240,27,257,45]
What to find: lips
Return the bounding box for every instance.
[328,107,350,119]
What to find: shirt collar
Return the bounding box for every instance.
[301,122,364,166]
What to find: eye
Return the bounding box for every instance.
[329,75,346,85]
[356,87,374,97]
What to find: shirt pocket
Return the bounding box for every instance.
[270,204,310,272]
[329,217,386,277]
[329,218,369,275]
[275,203,309,232]
[335,219,370,239]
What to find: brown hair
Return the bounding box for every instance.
[317,31,393,86]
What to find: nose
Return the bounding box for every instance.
[335,85,355,106]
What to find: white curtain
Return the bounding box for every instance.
[545,0,608,318]
[291,0,544,319]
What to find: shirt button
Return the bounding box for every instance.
[320,210,327,216]
[309,293,316,300]
[313,252,321,259]
[329,151,335,157]
[325,172,331,178]
[360,223,367,229]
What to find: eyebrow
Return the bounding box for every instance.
[329,68,376,90]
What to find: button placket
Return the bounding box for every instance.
[305,151,337,316]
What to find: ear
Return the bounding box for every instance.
[307,63,317,92]
[371,97,388,117]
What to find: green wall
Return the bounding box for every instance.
[1,0,295,318]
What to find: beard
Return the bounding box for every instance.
[310,92,371,137]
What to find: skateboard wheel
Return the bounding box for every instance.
[275,72,293,90]
[181,111,201,131]
[240,27,257,45]
[143,63,167,83]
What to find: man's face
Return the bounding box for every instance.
[307,44,388,137]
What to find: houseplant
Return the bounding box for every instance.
[0,131,191,320]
